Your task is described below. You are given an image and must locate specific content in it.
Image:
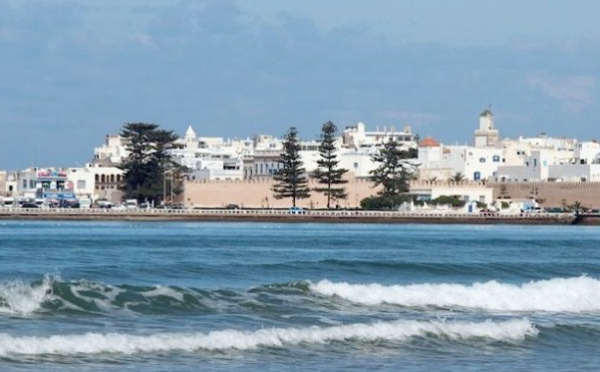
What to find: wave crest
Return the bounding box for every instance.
[0,275,54,315]
[0,319,536,356]
[309,276,600,312]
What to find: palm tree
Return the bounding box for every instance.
[449,172,465,183]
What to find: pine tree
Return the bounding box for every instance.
[311,121,348,209]
[119,123,182,205]
[369,139,416,197]
[272,127,311,207]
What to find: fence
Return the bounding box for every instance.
[0,207,575,223]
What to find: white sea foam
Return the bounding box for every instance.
[0,276,53,315]
[309,276,600,312]
[0,319,535,356]
[70,281,127,313]
[141,285,185,302]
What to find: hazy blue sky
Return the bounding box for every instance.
[2,0,600,169]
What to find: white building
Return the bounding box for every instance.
[416,108,585,183]
[494,150,551,182]
[500,134,575,167]
[93,134,129,165]
[417,138,503,182]
[418,109,504,182]
[85,163,124,202]
[6,167,95,204]
[410,181,494,206]
[574,141,600,165]
[343,122,417,150]
[495,146,600,182]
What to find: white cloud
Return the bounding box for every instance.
[527,73,596,111]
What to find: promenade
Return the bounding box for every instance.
[0,208,581,225]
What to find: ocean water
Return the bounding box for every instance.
[0,221,599,371]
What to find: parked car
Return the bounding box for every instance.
[21,201,39,208]
[288,206,305,215]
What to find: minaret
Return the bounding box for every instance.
[184,125,197,143]
[474,108,499,148]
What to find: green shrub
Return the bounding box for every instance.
[360,195,411,210]
[430,195,466,208]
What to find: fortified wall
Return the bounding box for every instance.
[183,178,380,209]
[490,181,600,208]
[183,178,600,209]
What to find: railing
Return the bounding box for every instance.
[0,207,575,221]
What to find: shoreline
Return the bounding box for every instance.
[0,208,587,225]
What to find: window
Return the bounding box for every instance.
[479,157,486,163]
[493,155,500,162]
[77,180,86,190]
[474,171,481,181]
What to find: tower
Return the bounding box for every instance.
[474,108,499,148]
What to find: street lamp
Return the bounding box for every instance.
[163,169,168,206]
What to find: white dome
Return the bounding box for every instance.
[184,125,197,140]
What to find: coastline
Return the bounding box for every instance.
[0,208,585,225]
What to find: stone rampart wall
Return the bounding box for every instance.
[490,182,600,208]
[183,179,600,209]
[183,178,379,209]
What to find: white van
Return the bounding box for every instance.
[124,199,138,209]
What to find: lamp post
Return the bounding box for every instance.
[163,169,168,206]
[354,162,359,208]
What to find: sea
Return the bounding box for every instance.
[0,220,599,371]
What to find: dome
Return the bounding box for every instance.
[419,137,440,147]
[184,125,197,140]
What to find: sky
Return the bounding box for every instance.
[1,0,600,170]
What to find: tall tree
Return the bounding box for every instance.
[272,127,311,207]
[370,139,417,197]
[119,123,181,205]
[449,172,465,183]
[311,121,348,209]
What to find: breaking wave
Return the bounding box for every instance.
[6,275,599,317]
[0,276,53,315]
[0,276,310,316]
[0,319,536,356]
[309,276,600,312]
